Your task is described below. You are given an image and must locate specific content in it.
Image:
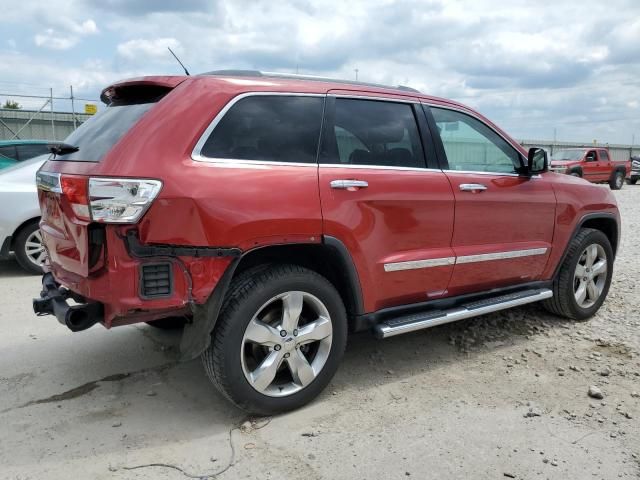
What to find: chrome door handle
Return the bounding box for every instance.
[459,183,487,192]
[330,180,369,189]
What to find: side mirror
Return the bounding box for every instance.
[527,147,548,174]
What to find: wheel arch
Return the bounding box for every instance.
[232,237,364,316]
[580,215,619,256]
[10,216,40,250]
[568,166,583,177]
[180,237,364,361]
[552,213,619,280]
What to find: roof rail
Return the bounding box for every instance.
[201,69,421,94]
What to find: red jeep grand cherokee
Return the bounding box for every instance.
[33,71,620,414]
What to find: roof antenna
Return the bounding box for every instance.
[167,46,190,76]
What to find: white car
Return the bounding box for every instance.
[0,155,48,274]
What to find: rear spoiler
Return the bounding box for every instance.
[100,76,188,105]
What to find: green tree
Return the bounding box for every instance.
[2,100,21,109]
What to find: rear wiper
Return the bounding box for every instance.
[48,142,79,156]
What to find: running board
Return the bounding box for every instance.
[374,288,553,339]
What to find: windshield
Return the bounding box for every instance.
[551,149,585,161]
[50,102,156,162]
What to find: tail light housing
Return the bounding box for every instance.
[36,172,162,224]
[88,178,162,223]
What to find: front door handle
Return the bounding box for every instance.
[330,180,369,189]
[459,183,487,192]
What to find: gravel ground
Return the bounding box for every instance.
[1,185,639,480]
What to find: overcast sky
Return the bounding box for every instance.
[1,0,639,144]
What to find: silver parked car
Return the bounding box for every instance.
[0,155,48,274]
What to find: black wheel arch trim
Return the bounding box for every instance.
[568,166,583,176]
[0,235,12,260]
[179,235,365,360]
[610,166,626,179]
[322,235,365,316]
[179,256,241,361]
[552,212,619,280]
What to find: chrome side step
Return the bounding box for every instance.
[374,288,553,339]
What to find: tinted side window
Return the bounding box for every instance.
[201,96,324,164]
[600,150,609,162]
[322,99,425,168]
[431,107,521,173]
[16,144,50,161]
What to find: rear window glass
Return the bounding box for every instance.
[51,103,155,162]
[200,95,324,164]
[16,144,50,161]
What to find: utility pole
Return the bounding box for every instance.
[354,68,359,81]
[70,85,77,129]
[50,88,55,141]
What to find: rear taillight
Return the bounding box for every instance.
[60,175,90,221]
[36,172,162,224]
[88,178,162,224]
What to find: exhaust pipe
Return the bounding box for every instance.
[33,273,103,332]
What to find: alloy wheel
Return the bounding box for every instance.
[24,230,46,268]
[573,243,607,309]
[240,291,333,397]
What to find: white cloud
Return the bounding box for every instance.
[5,0,640,143]
[32,17,98,51]
[34,30,79,50]
[73,19,99,35]
[116,37,181,60]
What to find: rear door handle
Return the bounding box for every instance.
[330,180,369,189]
[459,183,487,192]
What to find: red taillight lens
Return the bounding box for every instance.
[60,175,90,221]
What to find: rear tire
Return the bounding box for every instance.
[14,221,45,275]
[201,264,347,415]
[542,228,613,320]
[610,171,624,190]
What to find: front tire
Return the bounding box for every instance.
[202,264,347,415]
[543,228,613,320]
[610,171,624,190]
[14,221,45,275]
[627,177,638,185]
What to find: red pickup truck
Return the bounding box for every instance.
[549,147,629,189]
[32,72,620,414]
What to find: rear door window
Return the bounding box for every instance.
[600,150,610,162]
[321,98,426,168]
[199,95,324,164]
[51,102,156,162]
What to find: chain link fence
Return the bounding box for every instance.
[0,87,100,141]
